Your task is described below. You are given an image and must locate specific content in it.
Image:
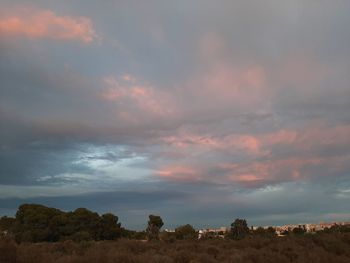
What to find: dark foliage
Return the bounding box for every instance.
[10,204,122,243]
[253,226,277,237]
[230,218,250,240]
[0,216,16,232]
[175,224,197,240]
[146,214,164,240]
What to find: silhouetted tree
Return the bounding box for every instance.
[175,224,197,240]
[146,215,163,240]
[100,213,122,240]
[230,218,250,239]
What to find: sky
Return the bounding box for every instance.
[0,0,350,230]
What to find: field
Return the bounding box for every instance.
[1,232,350,263]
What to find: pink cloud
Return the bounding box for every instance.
[221,154,349,187]
[157,123,350,185]
[156,166,199,182]
[296,124,350,150]
[196,65,266,100]
[258,124,350,154]
[194,32,267,110]
[0,8,96,42]
[162,132,262,155]
[221,125,350,184]
[233,174,263,182]
[227,135,262,155]
[164,124,350,156]
[228,173,265,187]
[102,75,175,117]
[162,134,219,149]
[261,129,298,146]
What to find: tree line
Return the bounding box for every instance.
[1,204,349,243]
[0,204,122,242]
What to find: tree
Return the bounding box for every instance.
[230,218,249,240]
[100,213,122,240]
[146,215,163,240]
[253,226,276,237]
[292,226,306,235]
[0,216,16,233]
[175,224,197,240]
[266,226,277,237]
[254,226,266,236]
[15,204,63,242]
[12,204,123,242]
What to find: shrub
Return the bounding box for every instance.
[0,238,17,263]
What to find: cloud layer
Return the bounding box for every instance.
[0,0,349,229]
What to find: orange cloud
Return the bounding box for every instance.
[0,8,95,42]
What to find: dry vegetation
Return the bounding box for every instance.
[1,232,350,263]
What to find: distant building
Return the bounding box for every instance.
[262,221,350,236]
[198,227,228,239]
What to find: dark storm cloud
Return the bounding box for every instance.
[1,179,348,229]
[0,188,191,229]
[0,189,189,212]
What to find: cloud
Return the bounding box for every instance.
[101,75,175,118]
[156,166,199,182]
[162,132,262,155]
[1,0,350,228]
[0,8,96,42]
[182,64,267,114]
[152,123,350,187]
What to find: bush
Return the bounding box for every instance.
[0,231,349,262]
[0,238,17,263]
